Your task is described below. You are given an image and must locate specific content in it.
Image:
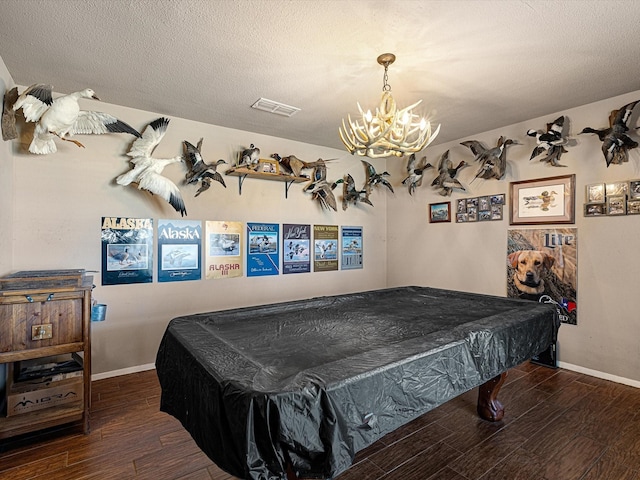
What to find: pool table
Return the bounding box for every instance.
[156,286,558,480]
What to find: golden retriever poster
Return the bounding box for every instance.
[507,228,577,325]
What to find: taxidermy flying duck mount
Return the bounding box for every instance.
[430,150,468,196]
[183,138,226,197]
[526,115,569,167]
[402,153,433,195]
[302,158,342,211]
[9,84,140,154]
[116,117,186,216]
[340,173,373,211]
[362,160,394,194]
[579,100,640,167]
[461,136,519,182]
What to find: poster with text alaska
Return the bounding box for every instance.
[247,223,280,277]
[206,221,243,279]
[341,226,363,270]
[313,225,338,272]
[507,228,577,325]
[282,224,311,274]
[158,219,202,282]
[101,217,153,285]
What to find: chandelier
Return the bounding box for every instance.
[339,53,440,158]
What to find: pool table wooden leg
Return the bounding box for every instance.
[477,372,507,421]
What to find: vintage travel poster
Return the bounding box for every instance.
[101,217,153,285]
[282,223,311,274]
[507,228,577,325]
[157,219,202,282]
[313,224,338,272]
[205,221,243,280]
[247,222,280,277]
[341,226,363,270]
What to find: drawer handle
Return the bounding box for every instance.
[25,293,55,303]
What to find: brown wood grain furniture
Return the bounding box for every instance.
[0,270,92,440]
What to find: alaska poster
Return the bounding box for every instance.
[507,228,577,325]
[341,226,363,270]
[158,219,202,282]
[101,217,153,285]
[247,222,280,277]
[282,223,311,274]
[313,224,338,272]
[205,221,243,279]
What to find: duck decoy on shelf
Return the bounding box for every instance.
[430,150,468,196]
[238,143,260,169]
[183,138,227,197]
[340,173,373,211]
[461,136,518,182]
[362,160,394,194]
[270,153,333,178]
[10,84,140,154]
[401,153,433,195]
[527,116,569,167]
[579,100,640,167]
[116,117,186,216]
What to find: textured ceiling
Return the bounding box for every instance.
[1,0,640,152]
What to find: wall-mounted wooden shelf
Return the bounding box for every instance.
[225,167,310,198]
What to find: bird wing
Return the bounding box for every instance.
[183,140,203,170]
[405,153,417,173]
[612,100,640,127]
[127,117,169,158]
[73,111,140,137]
[201,171,226,188]
[437,150,451,172]
[137,171,186,216]
[460,140,486,157]
[12,84,53,122]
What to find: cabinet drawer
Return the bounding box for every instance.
[0,295,83,352]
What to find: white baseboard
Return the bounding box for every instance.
[559,361,640,389]
[91,363,155,381]
[91,361,639,390]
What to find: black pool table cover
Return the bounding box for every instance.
[156,286,558,480]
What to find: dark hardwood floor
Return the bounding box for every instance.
[1,362,639,480]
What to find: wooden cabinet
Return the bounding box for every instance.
[0,270,92,440]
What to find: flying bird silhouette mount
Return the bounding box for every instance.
[526,116,569,167]
[362,160,394,194]
[116,117,186,216]
[579,100,640,167]
[183,138,227,197]
[402,153,433,195]
[430,150,467,196]
[461,136,518,182]
[10,84,140,154]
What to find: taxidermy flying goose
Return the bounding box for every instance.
[526,116,568,167]
[430,150,467,196]
[116,117,186,216]
[10,84,140,154]
[341,173,373,211]
[362,160,394,194]
[579,100,640,167]
[461,136,517,182]
[402,153,433,195]
[183,138,227,196]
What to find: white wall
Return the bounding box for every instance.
[387,90,640,385]
[7,90,388,375]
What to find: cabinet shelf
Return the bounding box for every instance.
[225,167,309,198]
[0,270,92,439]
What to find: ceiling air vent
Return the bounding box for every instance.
[251,98,301,117]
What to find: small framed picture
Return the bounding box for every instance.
[629,180,640,199]
[478,196,490,211]
[606,182,627,197]
[627,199,640,215]
[466,198,478,208]
[429,202,451,223]
[584,203,606,216]
[490,194,505,205]
[467,206,478,222]
[456,212,468,223]
[585,183,605,203]
[457,199,467,214]
[606,195,626,215]
[478,210,492,221]
[258,159,280,174]
[491,205,503,220]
